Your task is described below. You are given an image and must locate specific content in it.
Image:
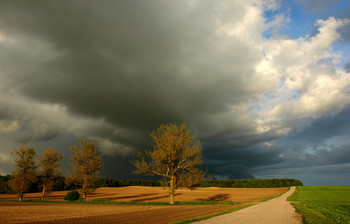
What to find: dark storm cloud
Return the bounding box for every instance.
[252,163,350,185]
[288,107,350,144]
[249,109,350,184]
[207,164,256,180]
[203,107,350,180]
[203,144,284,179]
[0,0,257,132]
[0,0,263,177]
[1,0,350,185]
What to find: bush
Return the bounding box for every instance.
[64,190,80,201]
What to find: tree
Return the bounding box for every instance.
[67,138,103,200]
[8,146,37,201]
[132,123,206,204]
[38,147,62,200]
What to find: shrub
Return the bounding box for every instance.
[64,190,80,201]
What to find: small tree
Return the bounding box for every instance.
[68,138,103,200]
[38,147,62,200]
[132,123,205,204]
[9,146,37,201]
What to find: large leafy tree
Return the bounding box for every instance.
[38,147,62,200]
[68,138,103,200]
[9,146,37,201]
[132,123,205,204]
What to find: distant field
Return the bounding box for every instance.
[288,186,350,224]
[0,186,287,203]
[0,186,287,224]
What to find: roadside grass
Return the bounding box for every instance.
[288,186,350,224]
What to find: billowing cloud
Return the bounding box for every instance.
[0,0,349,184]
[257,17,350,132]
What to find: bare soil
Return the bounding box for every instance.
[0,202,237,224]
[0,186,287,223]
[0,186,287,202]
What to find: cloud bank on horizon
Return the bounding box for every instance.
[0,0,349,185]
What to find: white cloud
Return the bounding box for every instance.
[255,16,350,135]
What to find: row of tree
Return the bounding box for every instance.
[3,123,206,204]
[2,123,304,204]
[7,138,103,201]
[0,175,303,193]
[9,146,61,201]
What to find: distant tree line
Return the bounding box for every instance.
[98,178,303,188]
[0,176,303,193]
[202,178,303,188]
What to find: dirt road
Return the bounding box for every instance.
[194,186,302,224]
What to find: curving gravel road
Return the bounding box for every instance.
[194,186,302,224]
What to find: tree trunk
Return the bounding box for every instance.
[82,185,87,200]
[41,185,46,200]
[19,192,23,202]
[169,175,175,205]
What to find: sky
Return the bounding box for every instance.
[0,0,350,186]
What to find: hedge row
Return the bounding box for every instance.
[98,178,304,188]
[0,175,303,193]
[202,178,303,188]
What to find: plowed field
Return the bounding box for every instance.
[0,186,287,224]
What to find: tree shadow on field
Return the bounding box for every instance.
[46,195,67,200]
[197,194,230,201]
[100,193,159,201]
[132,193,182,202]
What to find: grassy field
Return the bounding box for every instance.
[288,186,350,224]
